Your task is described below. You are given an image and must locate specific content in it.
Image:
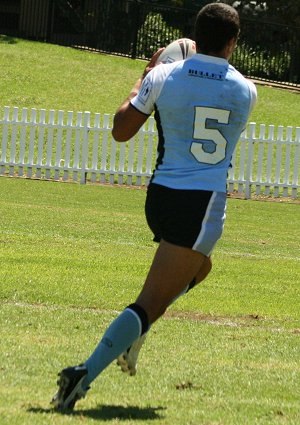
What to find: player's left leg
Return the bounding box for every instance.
[134,239,206,324]
[51,189,226,409]
[51,303,149,410]
[52,239,204,410]
[84,240,204,383]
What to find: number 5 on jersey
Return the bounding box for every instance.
[191,106,230,165]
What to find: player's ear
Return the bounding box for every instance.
[225,36,237,59]
[229,36,237,47]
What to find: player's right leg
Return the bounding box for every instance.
[116,183,225,377]
[116,256,212,376]
[51,185,225,408]
[116,332,147,376]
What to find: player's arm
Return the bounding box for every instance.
[112,78,148,142]
[112,48,164,142]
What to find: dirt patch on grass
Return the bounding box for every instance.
[227,191,300,204]
[165,310,262,325]
[5,301,300,334]
[164,310,300,334]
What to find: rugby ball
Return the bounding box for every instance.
[156,38,196,64]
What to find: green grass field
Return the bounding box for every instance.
[0,37,300,425]
[0,36,299,128]
[0,177,299,425]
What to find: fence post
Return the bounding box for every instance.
[0,106,298,199]
[80,111,90,184]
[292,127,300,198]
[19,108,28,177]
[245,122,256,199]
[0,107,10,176]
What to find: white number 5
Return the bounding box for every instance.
[191,107,230,165]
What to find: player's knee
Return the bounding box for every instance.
[205,256,212,275]
[194,256,212,284]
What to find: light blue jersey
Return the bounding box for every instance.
[131,54,257,192]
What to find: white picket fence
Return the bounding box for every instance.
[0,106,299,199]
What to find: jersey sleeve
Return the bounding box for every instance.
[131,62,178,115]
[130,74,156,115]
[131,70,156,115]
[247,79,257,114]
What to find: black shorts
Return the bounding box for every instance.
[145,183,226,256]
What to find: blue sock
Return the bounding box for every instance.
[83,305,148,387]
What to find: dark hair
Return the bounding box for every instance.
[195,3,240,54]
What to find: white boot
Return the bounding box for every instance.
[116,333,147,376]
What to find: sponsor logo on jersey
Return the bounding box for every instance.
[137,79,152,105]
[188,68,225,80]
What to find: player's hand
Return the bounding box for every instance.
[142,47,165,79]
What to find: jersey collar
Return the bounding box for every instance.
[193,53,229,66]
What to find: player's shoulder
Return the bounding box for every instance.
[246,79,257,97]
[228,65,257,109]
[229,65,257,91]
[148,60,183,82]
[228,63,246,80]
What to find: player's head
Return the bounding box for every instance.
[195,2,240,57]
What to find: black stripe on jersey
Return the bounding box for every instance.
[151,105,165,183]
[130,102,150,116]
[178,39,189,59]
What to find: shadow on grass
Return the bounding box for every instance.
[28,404,166,421]
[0,35,18,44]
